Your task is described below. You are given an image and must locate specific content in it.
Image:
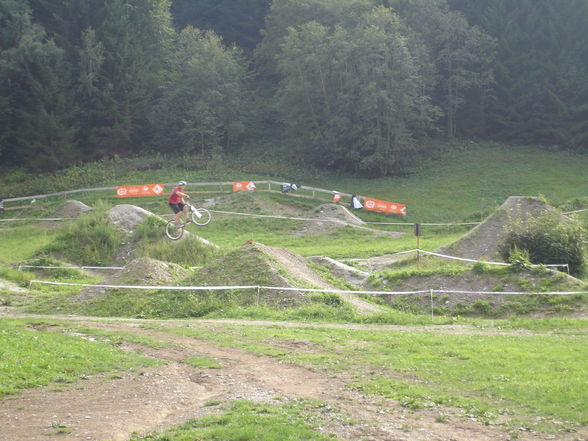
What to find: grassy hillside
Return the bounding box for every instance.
[2,141,588,222]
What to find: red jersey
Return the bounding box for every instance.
[168,187,183,204]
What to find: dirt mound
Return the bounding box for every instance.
[107,204,217,263]
[371,267,587,316]
[108,204,159,235]
[437,196,563,261]
[41,200,92,228]
[193,242,383,314]
[54,200,92,218]
[75,258,189,301]
[194,242,308,307]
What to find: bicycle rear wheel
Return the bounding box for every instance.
[165,219,184,240]
[191,207,212,226]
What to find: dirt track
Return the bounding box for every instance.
[1,313,585,441]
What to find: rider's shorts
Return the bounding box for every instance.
[169,203,185,214]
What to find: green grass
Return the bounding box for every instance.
[0,228,57,265]
[131,400,339,441]
[0,318,158,397]
[151,321,588,432]
[196,215,464,258]
[184,355,222,369]
[42,200,121,265]
[304,141,588,221]
[133,215,223,266]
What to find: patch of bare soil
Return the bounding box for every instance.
[0,317,584,441]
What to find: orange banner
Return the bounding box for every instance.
[363,197,407,216]
[233,181,256,192]
[116,184,165,198]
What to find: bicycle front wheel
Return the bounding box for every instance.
[191,208,212,226]
[165,219,184,240]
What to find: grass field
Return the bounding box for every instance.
[0,319,158,396]
[149,320,588,431]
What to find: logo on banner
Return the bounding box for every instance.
[363,197,406,216]
[233,181,256,192]
[115,184,165,198]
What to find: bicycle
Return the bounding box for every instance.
[165,202,212,240]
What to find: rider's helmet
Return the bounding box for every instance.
[178,180,187,186]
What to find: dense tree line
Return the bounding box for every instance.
[1,0,586,175]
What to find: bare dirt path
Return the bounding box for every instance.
[1,313,585,441]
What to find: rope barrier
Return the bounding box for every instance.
[19,265,124,271]
[345,249,570,272]
[563,208,588,215]
[209,210,346,224]
[29,281,258,291]
[0,218,75,222]
[19,265,201,271]
[28,280,588,296]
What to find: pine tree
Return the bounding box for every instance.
[0,0,76,170]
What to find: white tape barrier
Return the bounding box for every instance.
[433,289,588,296]
[418,249,569,271]
[0,218,74,222]
[0,212,481,227]
[19,265,201,271]
[210,210,346,224]
[28,280,427,296]
[19,265,123,271]
[28,280,588,296]
[364,221,481,226]
[563,208,588,215]
[346,249,569,272]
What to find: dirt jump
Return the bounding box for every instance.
[437,196,563,261]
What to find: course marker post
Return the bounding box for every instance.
[415,223,422,268]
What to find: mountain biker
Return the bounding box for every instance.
[168,180,190,226]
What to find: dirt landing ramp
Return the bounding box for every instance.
[259,244,384,315]
[437,196,561,261]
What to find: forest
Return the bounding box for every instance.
[1,0,587,176]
